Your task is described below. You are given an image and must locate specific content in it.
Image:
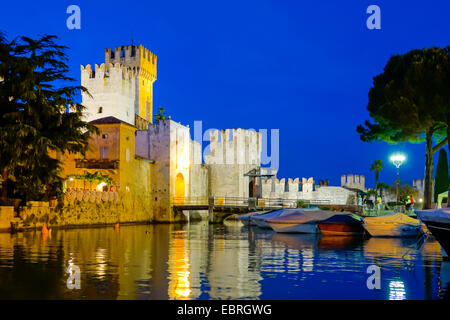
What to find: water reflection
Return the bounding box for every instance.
[389,280,406,300]
[0,223,448,299]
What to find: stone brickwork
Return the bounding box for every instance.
[12,192,155,231]
[205,129,262,198]
[81,63,137,125]
[261,177,353,205]
[0,206,14,232]
[341,174,366,191]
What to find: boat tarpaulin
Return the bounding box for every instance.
[416,208,450,224]
[251,208,317,221]
[320,213,363,225]
[364,212,420,226]
[265,210,336,224]
[237,211,271,222]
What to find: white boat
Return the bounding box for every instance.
[265,210,336,233]
[363,212,422,237]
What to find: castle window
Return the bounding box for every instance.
[131,46,136,57]
[100,147,109,160]
[121,47,125,58]
[102,134,108,140]
[98,106,103,113]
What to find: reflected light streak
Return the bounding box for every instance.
[389,280,406,300]
[95,248,107,279]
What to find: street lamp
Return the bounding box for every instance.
[390,153,406,203]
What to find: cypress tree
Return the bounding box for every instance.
[434,149,449,203]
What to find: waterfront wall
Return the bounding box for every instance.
[261,178,354,205]
[0,206,14,232]
[2,191,154,232]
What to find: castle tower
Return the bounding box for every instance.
[105,45,157,125]
[81,45,157,129]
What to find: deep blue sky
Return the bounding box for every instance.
[1,0,449,188]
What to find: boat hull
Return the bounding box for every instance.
[318,222,364,236]
[267,222,318,234]
[363,224,422,237]
[422,221,450,257]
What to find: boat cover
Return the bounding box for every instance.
[416,208,450,224]
[237,211,271,222]
[363,212,420,226]
[265,210,336,224]
[320,213,363,225]
[251,208,319,221]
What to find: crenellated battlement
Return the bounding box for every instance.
[341,174,365,191]
[81,63,137,80]
[80,63,136,98]
[204,129,262,165]
[104,45,157,81]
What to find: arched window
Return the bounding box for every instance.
[98,106,103,113]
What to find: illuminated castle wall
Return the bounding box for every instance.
[82,45,157,129]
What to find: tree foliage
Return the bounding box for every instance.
[434,148,449,202]
[357,47,450,209]
[376,181,388,198]
[0,32,98,201]
[388,183,418,204]
[370,159,384,185]
[154,106,167,123]
[66,172,113,186]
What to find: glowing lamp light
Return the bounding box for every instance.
[96,182,106,191]
[69,178,74,181]
[390,153,406,203]
[390,153,406,168]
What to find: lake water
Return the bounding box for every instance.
[0,222,449,300]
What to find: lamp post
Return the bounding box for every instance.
[390,153,406,204]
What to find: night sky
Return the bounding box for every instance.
[1,0,449,188]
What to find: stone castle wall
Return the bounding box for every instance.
[341,174,366,191]
[81,63,136,124]
[1,190,154,232]
[261,177,353,204]
[204,129,262,198]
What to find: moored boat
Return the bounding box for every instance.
[237,211,271,226]
[265,210,336,233]
[251,208,319,229]
[318,213,365,236]
[416,209,450,257]
[363,212,422,237]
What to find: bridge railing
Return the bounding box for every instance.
[173,196,209,205]
[173,196,332,208]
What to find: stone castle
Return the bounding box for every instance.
[59,44,365,223]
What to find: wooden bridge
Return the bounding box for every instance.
[172,197,332,223]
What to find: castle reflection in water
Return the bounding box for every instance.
[0,223,449,300]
